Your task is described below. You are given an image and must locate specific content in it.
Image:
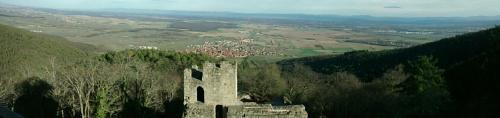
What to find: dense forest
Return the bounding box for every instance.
[279,26,500,117]
[0,23,499,118]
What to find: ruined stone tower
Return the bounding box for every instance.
[183,61,239,106]
[183,61,308,118]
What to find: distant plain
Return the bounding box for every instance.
[0,5,497,58]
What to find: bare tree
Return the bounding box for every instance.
[0,77,18,110]
[60,60,100,118]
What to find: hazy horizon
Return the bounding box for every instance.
[1,0,500,17]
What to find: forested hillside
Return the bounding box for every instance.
[279,26,500,117]
[0,24,216,117]
[0,24,89,79]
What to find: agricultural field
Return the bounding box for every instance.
[0,5,490,58]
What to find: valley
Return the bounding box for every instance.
[1,5,492,58]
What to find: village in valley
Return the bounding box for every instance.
[185,39,282,57]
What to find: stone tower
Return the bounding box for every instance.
[183,61,239,106]
[183,61,308,118]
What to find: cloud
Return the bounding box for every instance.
[384,6,401,9]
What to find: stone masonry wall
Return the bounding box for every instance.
[183,61,238,106]
[184,103,215,118]
[226,104,308,118]
[183,61,308,118]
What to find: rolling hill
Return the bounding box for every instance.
[278,26,500,117]
[0,24,91,79]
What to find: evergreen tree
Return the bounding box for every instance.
[400,56,445,95]
[399,56,450,118]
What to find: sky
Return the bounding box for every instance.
[1,0,500,17]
